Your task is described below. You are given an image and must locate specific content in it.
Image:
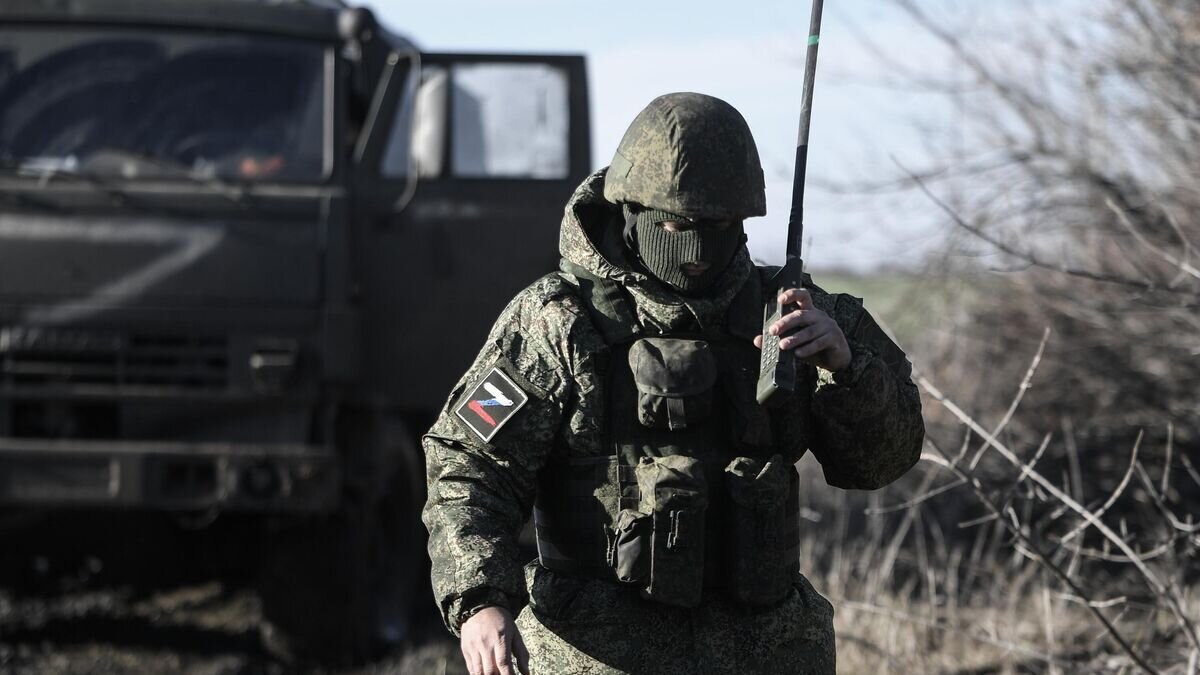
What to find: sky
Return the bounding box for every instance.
[366,0,1032,271]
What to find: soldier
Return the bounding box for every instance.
[422,92,924,675]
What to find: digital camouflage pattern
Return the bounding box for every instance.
[602,93,767,222]
[515,563,835,674]
[421,166,925,673]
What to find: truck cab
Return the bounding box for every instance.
[0,0,590,663]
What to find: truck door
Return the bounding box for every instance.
[356,53,590,410]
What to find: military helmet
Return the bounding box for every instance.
[603,92,766,221]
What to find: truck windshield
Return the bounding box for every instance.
[0,27,326,183]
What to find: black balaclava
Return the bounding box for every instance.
[623,205,744,295]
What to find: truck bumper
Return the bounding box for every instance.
[0,437,339,512]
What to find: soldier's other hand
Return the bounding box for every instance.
[753,288,851,372]
[461,606,530,675]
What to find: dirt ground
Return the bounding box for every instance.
[0,577,469,675]
[0,511,470,675]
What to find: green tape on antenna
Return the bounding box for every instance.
[808,34,820,46]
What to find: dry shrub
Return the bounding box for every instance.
[909,0,1200,450]
[798,0,1200,671]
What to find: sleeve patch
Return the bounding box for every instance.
[454,367,530,443]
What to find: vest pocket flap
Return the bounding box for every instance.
[629,338,717,431]
[612,509,652,583]
[635,455,709,512]
[725,455,790,511]
[628,338,718,397]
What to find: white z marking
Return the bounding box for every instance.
[483,382,514,406]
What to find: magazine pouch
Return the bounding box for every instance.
[725,455,791,605]
[633,455,708,607]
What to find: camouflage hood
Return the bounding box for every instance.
[558,169,754,332]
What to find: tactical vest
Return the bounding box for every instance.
[534,261,804,608]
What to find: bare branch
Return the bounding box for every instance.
[1181,453,1200,491]
[1134,461,1200,534]
[903,163,1198,295]
[957,513,999,530]
[1058,433,1143,546]
[865,476,967,515]
[919,375,1200,653]
[1161,423,1173,498]
[1055,593,1129,609]
[1048,535,1174,564]
[1106,197,1200,282]
[969,328,1052,470]
[924,431,1159,674]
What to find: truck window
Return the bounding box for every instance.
[385,61,569,180]
[0,28,328,183]
[451,62,569,179]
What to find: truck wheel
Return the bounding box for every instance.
[257,410,426,666]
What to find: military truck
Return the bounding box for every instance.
[0,0,590,663]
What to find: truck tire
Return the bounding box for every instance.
[257,409,426,666]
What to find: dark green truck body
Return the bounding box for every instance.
[0,0,590,661]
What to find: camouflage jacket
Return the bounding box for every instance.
[422,169,925,635]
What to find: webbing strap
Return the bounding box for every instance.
[558,260,641,345]
[782,473,802,573]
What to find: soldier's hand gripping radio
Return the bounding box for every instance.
[756,257,805,405]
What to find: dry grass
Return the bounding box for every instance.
[795,446,1198,673]
[797,485,1199,674]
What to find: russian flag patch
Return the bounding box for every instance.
[454,367,529,442]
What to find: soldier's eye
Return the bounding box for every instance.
[660,220,693,232]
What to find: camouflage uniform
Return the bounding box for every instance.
[423,96,924,675]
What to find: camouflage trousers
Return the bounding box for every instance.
[515,563,835,675]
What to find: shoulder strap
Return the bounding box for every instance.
[723,267,768,342]
[558,259,641,346]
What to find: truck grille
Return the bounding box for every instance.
[0,328,229,392]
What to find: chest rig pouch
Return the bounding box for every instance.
[612,454,708,607]
[536,262,800,608]
[628,337,717,431]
